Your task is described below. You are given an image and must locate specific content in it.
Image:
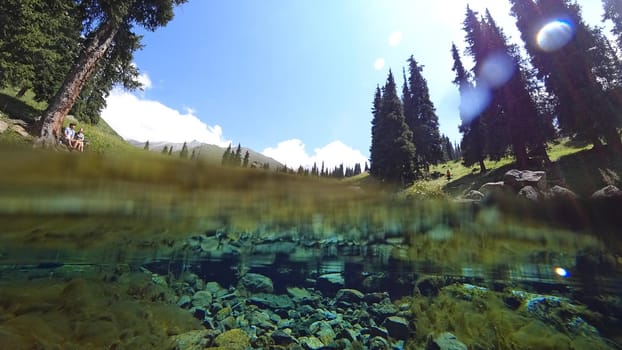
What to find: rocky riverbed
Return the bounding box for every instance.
[1,260,620,350]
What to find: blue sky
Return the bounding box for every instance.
[101,0,608,168]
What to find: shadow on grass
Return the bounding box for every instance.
[548,146,622,197]
[0,91,42,124]
[443,163,517,197]
[443,146,622,197]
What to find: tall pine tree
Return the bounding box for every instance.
[452,41,487,173]
[403,56,444,175]
[370,70,416,186]
[509,0,622,151]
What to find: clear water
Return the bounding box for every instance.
[0,149,620,349]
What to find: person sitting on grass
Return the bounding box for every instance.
[74,127,85,152]
[62,123,76,148]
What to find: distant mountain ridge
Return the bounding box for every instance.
[127,139,284,169]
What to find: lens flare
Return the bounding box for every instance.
[460,82,491,123]
[554,266,568,277]
[480,51,515,88]
[536,20,575,52]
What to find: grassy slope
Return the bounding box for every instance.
[346,139,617,198]
[1,87,619,197]
[1,88,148,156]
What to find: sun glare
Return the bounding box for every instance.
[536,19,575,52]
[374,58,386,70]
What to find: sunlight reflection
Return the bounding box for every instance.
[480,51,515,88]
[536,19,575,52]
[460,82,491,123]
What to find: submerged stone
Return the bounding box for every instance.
[240,273,274,293]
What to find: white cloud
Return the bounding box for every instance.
[101,88,229,146]
[374,58,385,70]
[137,72,152,90]
[262,139,367,170]
[388,31,403,46]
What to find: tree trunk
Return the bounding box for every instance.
[478,159,487,173]
[15,87,28,98]
[513,143,529,169]
[37,21,120,146]
[604,127,622,152]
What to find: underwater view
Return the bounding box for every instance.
[1,149,621,350]
[2,0,622,349]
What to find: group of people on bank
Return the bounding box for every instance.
[61,123,86,152]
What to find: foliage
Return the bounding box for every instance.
[509,0,622,150]
[370,70,417,186]
[602,0,622,52]
[451,40,487,173]
[0,0,81,102]
[403,56,444,174]
[458,7,554,169]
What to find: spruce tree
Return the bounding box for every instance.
[162,145,168,154]
[509,0,622,151]
[243,151,250,167]
[370,70,417,186]
[483,9,553,167]
[168,146,173,155]
[234,143,242,166]
[144,140,150,150]
[452,42,487,173]
[180,142,189,158]
[221,144,232,166]
[403,56,444,175]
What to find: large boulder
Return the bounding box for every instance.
[503,169,547,192]
[518,185,540,201]
[548,185,578,200]
[478,181,507,196]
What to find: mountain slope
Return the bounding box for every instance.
[127,139,284,169]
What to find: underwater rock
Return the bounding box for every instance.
[239,273,274,293]
[213,329,250,350]
[504,169,547,192]
[316,273,345,296]
[309,320,336,344]
[335,288,365,303]
[271,329,297,345]
[382,316,410,340]
[591,185,622,198]
[364,291,391,304]
[369,300,399,322]
[191,290,213,309]
[248,293,294,310]
[205,281,227,297]
[299,335,325,350]
[287,287,316,304]
[369,336,390,350]
[172,329,212,350]
[425,332,468,350]
[177,295,192,308]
